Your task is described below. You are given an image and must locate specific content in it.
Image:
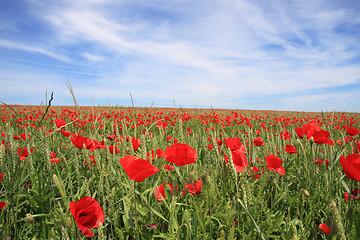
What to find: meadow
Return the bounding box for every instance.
[0,100,359,239]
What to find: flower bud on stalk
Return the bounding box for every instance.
[66,217,72,228]
[26,213,34,224]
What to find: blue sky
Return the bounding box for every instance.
[1,0,360,112]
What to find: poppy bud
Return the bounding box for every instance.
[309,136,314,143]
[66,217,72,228]
[301,189,310,197]
[26,213,34,224]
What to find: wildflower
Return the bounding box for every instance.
[70,134,88,148]
[144,223,159,229]
[120,155,159,182]
[249,166,261,180]
[343,187,359,202]
[253,137,264,146]
[295,123,333,145]
[61,130,72,137]
[161,164,174,171]
[231,146,249,172]
[106,134,117,140]
[225,137,242,151]
[83,155,96,167]
[164,143,197,167]
[266,155,285,175]
[346,127,360,136]
[319,223,332,234]
[92,139,106,150]
[108,145,120,154]
[315,158,329,166]
[69,196,105,238]
[0,202,5,210]
[50,151,59,164]
[182,179,203,196]
[156,148,165,159]
[285,145,297,154]
[312,130,334,145]
[131,137,141,151]
[339,153,360,181]
[154,183,174,201]
[55,119,66,129]
[18,147,33,161]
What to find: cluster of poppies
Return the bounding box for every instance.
[1,105,359,238]
[120,143,202,199]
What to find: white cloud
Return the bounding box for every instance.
[82,52,104,61]
[0,39,71,62]
[0,0,359,111]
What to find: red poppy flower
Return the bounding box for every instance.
[266,155,285,175]
[156,148,165,159]
[154,183,174,201]
[92,139,106,150]
[285,145,297,154]
[253,137,264,146]
[161,164,174,171]
[18,147,33,161]
[120,155,159,182]
[164,143,197,167]
[225,137,242,151]
[231,146,249,172]
[55,119,66,129]
[146,149,156,162]
[131,137,141,151]
[144,223,159,229]
[20,133,28,140]
[340,154,360,181]
[61,130,72,137]
[0,173,3,181]
[0,201,5,210]
[295,123,320,139]
[312,130,334,145]
[83,155,96,167]
[352,187,359,196]
[182,179,203,196]
[70,134,88,148]
[84,138,94,151]
[50,151,59,164]
[106,134,117,140]
[224,141,249,172]
[315,158,329,166]
[347,127,360,136]
[249,166,261,180]
[295,123,333,145]
[108,145,120,154]
[69,196,105,238]
[319,223,332,234]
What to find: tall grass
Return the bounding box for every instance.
[0,102,359,239]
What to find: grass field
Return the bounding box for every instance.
[0,102,359,239]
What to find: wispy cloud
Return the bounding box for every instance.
[0,0,359,111]
[82,52,104,61]
[0,39,71,62]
